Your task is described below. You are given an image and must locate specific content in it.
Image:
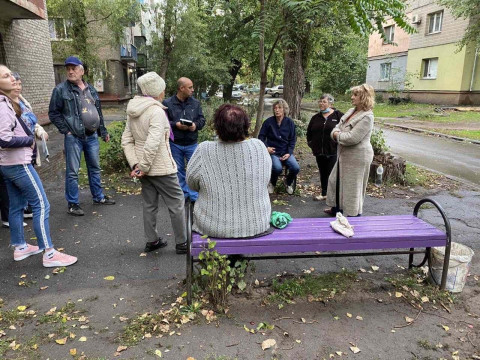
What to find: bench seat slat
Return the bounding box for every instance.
[191,216,447,256]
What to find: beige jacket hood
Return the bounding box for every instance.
[122,96,177,176]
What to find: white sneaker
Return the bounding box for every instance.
[286,185,294,195]
[267,183,274,194]
[2,221,27,228]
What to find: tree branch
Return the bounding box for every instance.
[86,12,113,24]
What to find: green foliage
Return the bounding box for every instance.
[370,127,389,155]
[99,121,129,173]
[196,240,249,311]
[47,0,140,72]
[268,271,357,304]
[439,0,480,49]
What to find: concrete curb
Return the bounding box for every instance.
[300,106,480,146]
[381,123,480,146]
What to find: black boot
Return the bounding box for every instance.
[144,238,168,252]
[175,242,188,254]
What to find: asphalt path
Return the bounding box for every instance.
[382,128,480,188]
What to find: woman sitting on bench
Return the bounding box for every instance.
[186,104,272,238]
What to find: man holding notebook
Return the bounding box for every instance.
[163,77,206,204]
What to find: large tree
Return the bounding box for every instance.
[439,0,479,49]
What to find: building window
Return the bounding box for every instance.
[383,25,395,43]
[422,58,438,79]
[49,18,73,40]
[380,63,391,81]
[428,11,443,34]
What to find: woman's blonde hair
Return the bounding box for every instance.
[272,99,290,117]
[351,83,375,111]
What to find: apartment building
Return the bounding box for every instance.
[366,0,479,105]
[0,0,55,119]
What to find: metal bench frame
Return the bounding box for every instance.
[186,198,451,305]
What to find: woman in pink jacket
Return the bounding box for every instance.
[0,64,77,267]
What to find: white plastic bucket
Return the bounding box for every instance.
[431,242,474,293]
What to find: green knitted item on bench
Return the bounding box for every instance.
[271,211,292,229]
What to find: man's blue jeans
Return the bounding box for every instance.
[65,133,104,205]
[169,141,198,202]
[270,154,300,186]
[0,164,54,249]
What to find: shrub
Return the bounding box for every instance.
[100,121,129,173]
[370,127,389,155]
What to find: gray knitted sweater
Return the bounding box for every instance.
[186,138,272,238]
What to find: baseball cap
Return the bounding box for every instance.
[65,56,83,66]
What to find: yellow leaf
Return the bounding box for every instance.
[371,265,379,271]
[350,346,361,354]
[336,351,343,355]
[155,349,162,357]
[116,346,127,352]
[187,358,195,360]
[139,253,147,257]
[346,313,352,318]
[40,286,49,290]
[31,344,38,350]
[78,336,87,342]
[395,292,403,298]
[55,337,67,345]
[104,276,115,281]
[69,348,77,356]
[442,325,449,332]
[261,338,276,350]
[20,274,27,278]
[421,296,429,303]
[17,305,27,311]
[356,316,363,321]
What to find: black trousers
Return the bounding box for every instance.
[315,154,337,196]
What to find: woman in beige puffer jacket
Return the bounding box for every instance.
[121,72,187,255]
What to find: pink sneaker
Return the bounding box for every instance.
[43,251,78,268]
[14,244,43,261]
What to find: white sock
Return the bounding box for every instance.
[16,244,28,251]
[45,249,56,259]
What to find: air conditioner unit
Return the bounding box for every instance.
[411,14,421,24]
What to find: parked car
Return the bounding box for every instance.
[246,85,260,94]
[231,90,243,100]
[267,85,284,98]
[265,87,271,94]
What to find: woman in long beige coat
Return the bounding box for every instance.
[325,84,375,217]
[121,72,187,254]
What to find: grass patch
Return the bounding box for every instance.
[36,301,77,324]
[432,129,480,141]
[417,339,437,350]
[267,271,357,304]
[403,163,429,187]
[386,268,454,307]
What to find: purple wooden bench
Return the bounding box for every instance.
[186,198,451,304]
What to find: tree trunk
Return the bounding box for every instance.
[253,0,267,138]
[223,59,242,101]
[159,0,176,79]
[283,48,305,120]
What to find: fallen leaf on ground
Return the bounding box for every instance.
[395,292,403,298]
[421,296,429,303]
[69,348,77,356]
[116,346,127,353]
[405,316,414,323]
[55,337,67,345]
[356,316,363,321]
[346,313,352,318]
[104,276,115,281]
[441,325,449,332]
[261,339,276,350]
[40,286,49,290]
[350,346,361,354]
[140,253,147,257]
[155,349,162,357]
[20,274,27,278]
[78,336,87,342]
[17,305,27,311]
[371,265,379,271]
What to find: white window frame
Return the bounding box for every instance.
[422,58,438,79]
[48,18,72,40]
[383,25,395,43]
[428,11,443,34]
[380,63,392,81]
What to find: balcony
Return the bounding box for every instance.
[0,0,46,21]
[120,44,138,63]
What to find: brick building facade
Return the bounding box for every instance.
[0,0,55,121]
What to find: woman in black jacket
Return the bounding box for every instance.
[306,94,344,200]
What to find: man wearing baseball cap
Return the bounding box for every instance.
[48,56,115,216]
